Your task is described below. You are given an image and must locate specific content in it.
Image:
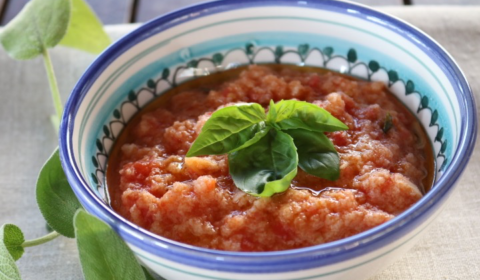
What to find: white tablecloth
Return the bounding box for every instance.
[0,6,479,280]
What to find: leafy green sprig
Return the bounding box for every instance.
[187,100,348,196]
[0,0,155,279]
[0,0,111,130]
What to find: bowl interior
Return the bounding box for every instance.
[70,3,461,204]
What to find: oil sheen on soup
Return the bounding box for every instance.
[107,65,434,252]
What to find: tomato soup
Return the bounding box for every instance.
[107,65,434,251]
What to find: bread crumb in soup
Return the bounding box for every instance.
[108,65,432,252]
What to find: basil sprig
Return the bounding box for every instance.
[187,100,348,196]
[229,129,298,196]
[186,103,266,156]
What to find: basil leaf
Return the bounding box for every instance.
[267,100,348,132]
[0,225,24,261]
[187,103,266,156]
[74,209,146,280]
[0,0,71,60]
[59,0,111,54]
[229,126,271,153]
[36,148,82,238]
[286,129,340,181]
[0,227,21,280]
[229,129,298,196]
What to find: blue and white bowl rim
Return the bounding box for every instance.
[59,0,477,273]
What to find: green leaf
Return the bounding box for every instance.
[36,148,82,238]
[267,100,348,132]
[0,225,24,261]
[382,113,394,134]
[228,129,298,197]
[0,227,21,280]
[285,129,340,181]
[229,126,271,153]
[59,0,111,54]
[187,103,266,157]
[0,0,71,60]
[74,210,146,280]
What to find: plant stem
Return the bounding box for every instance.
[42,49,63,123]
[22,231,61,248]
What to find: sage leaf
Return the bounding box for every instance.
[74,209,146,280]
[0,228,21,280]
[286,129,340,181]
[0,0,71,60]
[187,103,266,156]
[267,100,348,132]
[36,148,82,238]
[59,0,111,54]
[0,225,24,261]
[229,129,298,196]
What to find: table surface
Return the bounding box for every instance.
[0,4,479,280]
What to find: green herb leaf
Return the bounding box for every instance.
[0,225,24,261]
[189,100,347,197]
[229,126,271,153]
[286,129,340,181]
[187,103,266,157]
[74,209,146,280]
[267,100,348,132]
[229,129,298,196]
[36,148,82,238]
[0,227,21,280]
[59,0,111,54]
[0,0,71,60]
[383,113,394,133]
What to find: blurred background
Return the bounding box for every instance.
[0,0,478,25]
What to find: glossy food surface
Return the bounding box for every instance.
[107,65,434,251]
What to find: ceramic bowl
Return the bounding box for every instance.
[59,0,477,279]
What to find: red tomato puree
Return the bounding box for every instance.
[107,65,433,251]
